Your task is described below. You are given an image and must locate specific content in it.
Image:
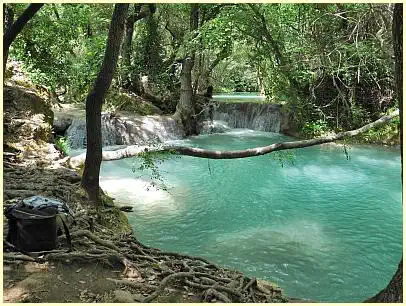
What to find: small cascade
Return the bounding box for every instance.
[65,113,184,149]
[213,102,282,133]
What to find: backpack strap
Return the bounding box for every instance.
[56,214,72,252]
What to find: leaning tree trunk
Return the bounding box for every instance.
[3,3,43,74]
[175,56,197,135]
[81,4,129,205]
[365,3,403,303]
[3,4,14,36]
[174,4,199,136]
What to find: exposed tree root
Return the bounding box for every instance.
[70,230,121,253]
[106,278,157,291]
[3,252,37,262]
[203,288,232,303]
[143,271,196,302]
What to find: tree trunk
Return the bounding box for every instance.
[176,56,197,135]
[3,3,43,73]
[365,3,403,303]
[175,4,199,136]
[3,4,14,35]
[81,4,129,205]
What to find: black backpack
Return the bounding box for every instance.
[5,202,72,253]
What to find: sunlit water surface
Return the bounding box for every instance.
[99,130,402,302]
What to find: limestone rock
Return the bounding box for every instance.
[256,279,283,295]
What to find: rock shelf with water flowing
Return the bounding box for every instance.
[65,113,185,149]
[61,102,285,150]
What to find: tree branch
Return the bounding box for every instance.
[3,3,43,71]
[69,110,398,166]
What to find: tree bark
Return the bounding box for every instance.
[3,4,14,35]
[81,4,129,205]
[69,109,398,165]
[3,3,43,73]
[175,4,199,136]
[176,56,197,135]
[365,3,403,303]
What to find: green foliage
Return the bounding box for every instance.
[8,3,396,144]
[133,150,179,191]
[55,136,70,155]
[344,117,400,145]
[9,4,113,103]
[301,120,331,138]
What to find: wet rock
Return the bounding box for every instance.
[53,117,72,135]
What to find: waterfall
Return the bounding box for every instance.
[213,102,282,133]
[65,102,285,149]
[65,113,184,149]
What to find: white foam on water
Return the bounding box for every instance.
[99,177,183,215]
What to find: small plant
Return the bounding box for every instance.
[133,149,179,191]
[55,136,70,155]
[301,119,330,138]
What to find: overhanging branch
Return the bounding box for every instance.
[69,110,399,166]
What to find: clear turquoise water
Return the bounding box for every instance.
[99,130,402,302]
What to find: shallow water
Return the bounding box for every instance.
[99,130,402,302]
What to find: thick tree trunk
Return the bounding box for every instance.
[175,4,199,136]
[176,56,197,135]
[3,3,43,73]
[81,4,129,205]
[3,4,14,35]
[393,3,403,166]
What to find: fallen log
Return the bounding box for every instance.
[68,110,399,166]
